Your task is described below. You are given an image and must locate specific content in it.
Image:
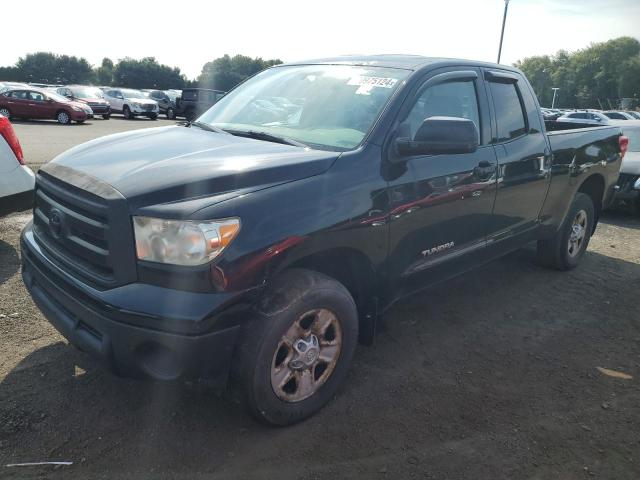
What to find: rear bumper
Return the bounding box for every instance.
[613,173,640,202]
[21,223,251,384]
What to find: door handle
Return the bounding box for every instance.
[474,160,495,180]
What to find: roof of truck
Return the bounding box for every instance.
[281,55,517,72]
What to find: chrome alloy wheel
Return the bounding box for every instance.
[57,111,70,124]
[271,309,342,402]
[568,209,588,257]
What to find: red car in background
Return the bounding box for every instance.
[55,85,111,119]
[0,88,91,124]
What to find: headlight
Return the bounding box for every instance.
[71,105,83,111]
[132,102,141,107]
[133,216,240,266]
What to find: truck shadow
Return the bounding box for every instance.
[600,210,640,230]
[2,248,640,478]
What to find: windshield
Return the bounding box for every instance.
[198,65,409,151]
[47,91,71,103]
[70,87,104,98]
[165,90,180,101]
[121,89,145,99]
[623,126,640,152]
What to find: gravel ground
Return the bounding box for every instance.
[1,120,639,479]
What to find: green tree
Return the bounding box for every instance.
[197,54,282,91]
[515,36,640,109]
[112,57,186,89]
[94,58,114,86]
[14,52,93,84]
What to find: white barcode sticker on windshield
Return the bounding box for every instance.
[348,76,398,89]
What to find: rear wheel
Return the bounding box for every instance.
[233,269,358,426]
[537,192,595,270]
[102,114,111,120]
[0,107,11,119]
[56,111,71,125]
[166,108,175,120]
[185,108,195,121]
[123,106,133,119]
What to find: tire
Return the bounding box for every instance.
[56,110,71,125]
[102,114,111,120]
[166,108,175,120]
[537,192,595,270]
[76,120,85,124]
[232,268,358,426]
[185,108,195,121]
[150,113,158,120]
[0,107,11,119]
[123,106,133,119]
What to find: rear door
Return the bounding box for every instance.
[386,68,498,289]
[6,90,30,117]
[484,70,550,243]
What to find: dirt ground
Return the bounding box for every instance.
[1,206,639,479]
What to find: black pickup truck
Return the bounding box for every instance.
[21,56,625,425]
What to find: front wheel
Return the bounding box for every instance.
[123,106,133,119]
[166,108,175,120]
[233,269,358,426]
[537,192,595,270]
[56,111,71,125]
[102,114,111,120]
[149,113,158,120]
[0,107,11,119]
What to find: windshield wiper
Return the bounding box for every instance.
[227,129,308,148]
[184,121,229,135]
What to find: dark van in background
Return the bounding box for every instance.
[176,88,226,120]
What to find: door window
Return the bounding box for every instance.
[489,82,527,142]
[404,80,480,141]
[29,91,45,102]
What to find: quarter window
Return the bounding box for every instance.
[489,82,527,142]
[405,80,480,142]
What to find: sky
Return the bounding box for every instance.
[2,0,639,79]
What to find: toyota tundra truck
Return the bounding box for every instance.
[21,56,626,425]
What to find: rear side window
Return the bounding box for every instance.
[405,80,480,141]
[489,82,527,142]
[183,90,197,101]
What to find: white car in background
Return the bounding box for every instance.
[102,88,159,120]
[0,115,34,216]
[557,111,611,125]
[611,120,640,211]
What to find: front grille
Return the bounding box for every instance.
[32,170,137,289]
[88,103,109,113]
[144,104,154,111]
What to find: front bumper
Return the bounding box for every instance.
[21,223,249,383]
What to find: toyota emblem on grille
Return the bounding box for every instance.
[48,208,64,238]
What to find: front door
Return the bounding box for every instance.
[27,90,53,119]
[386,68,498,295]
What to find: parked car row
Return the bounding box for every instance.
[542,107,640,125]
[0,81,228,124]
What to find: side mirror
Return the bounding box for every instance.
[395,116,479,158]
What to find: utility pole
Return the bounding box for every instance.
[551,88,559,109]
[497,0,511,64]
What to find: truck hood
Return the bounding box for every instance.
[42,125,339,212]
